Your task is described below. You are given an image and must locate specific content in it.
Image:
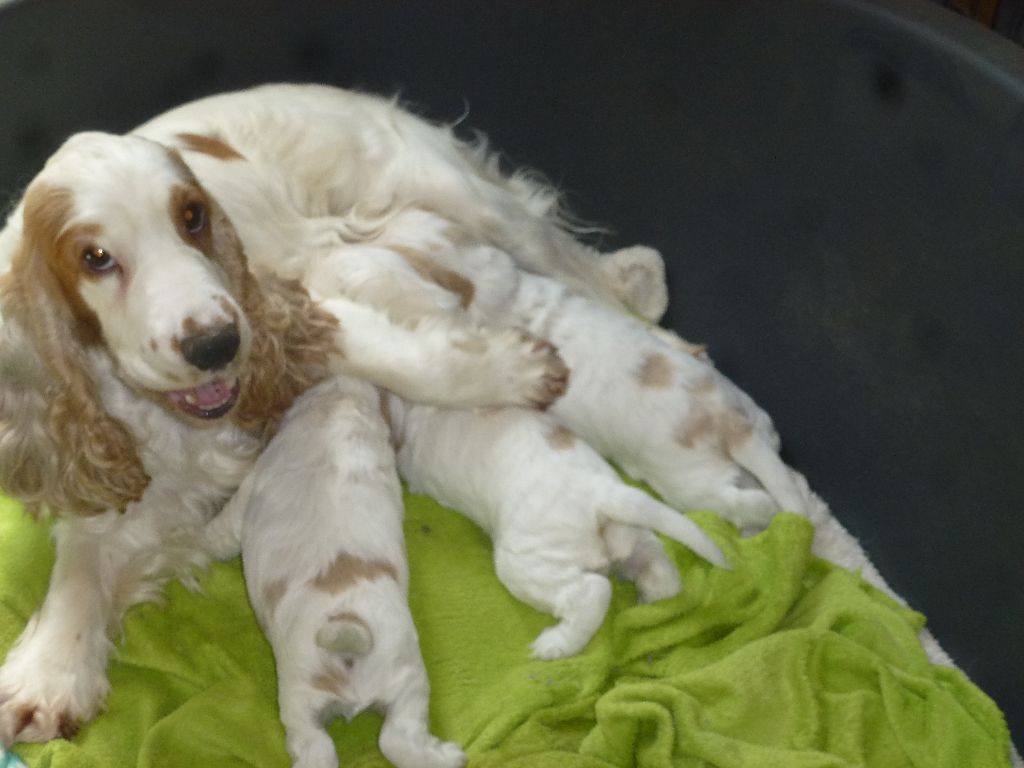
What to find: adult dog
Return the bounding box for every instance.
[0,83,649,745]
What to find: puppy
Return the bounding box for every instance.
[388,399,728,660]
[203,377,464,768]
[478,258,812,529]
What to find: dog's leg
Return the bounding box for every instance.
[645,459,780,530]
[494,550,612,660]
[277,670,338,768]
[602,523,683,603]
[0,520,116,745]
[317,296,568,409]
[303,247,464,324]
[199,481,250,561]
[377,664,465,768]
[598,245,668,323]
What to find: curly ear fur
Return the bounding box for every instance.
[0,183,150,516]
[232,269,341,440]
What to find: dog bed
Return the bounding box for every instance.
[0,489,1012,767]
[0,0,1021,764]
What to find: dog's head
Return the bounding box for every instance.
[10,132,254,421]
[0,133,266,514]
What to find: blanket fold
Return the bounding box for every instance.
[0,494,1010,768]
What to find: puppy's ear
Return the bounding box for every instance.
[0,184,150,516]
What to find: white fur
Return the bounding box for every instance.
[390,399,728,660]
[204,378,464,768]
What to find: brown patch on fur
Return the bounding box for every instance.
[635,352,673,388]
[57,713,80,740]
[13,186,103,345]
[691,373,716,393]
[176,132,246,162]
[311,662,348,695]
[674,406,716,449]
[547,424,577,451]
[310,551,397,594]
[180,316,201,339]
[231,273,341,439]
[673,402,752,452]
[1,182,151,516]
[262,579,289,621]
[13,706,35,738]
[720,410,753,450]
[391,245,475,309]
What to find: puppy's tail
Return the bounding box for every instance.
[316,613,374,658]
[726,430,809,517]
[600,484,730,569]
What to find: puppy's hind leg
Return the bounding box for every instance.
[495,550,613,660]
[276,663,340,768]
[377,664,466,768]
[645,451,780,530]
[602,523,682,604]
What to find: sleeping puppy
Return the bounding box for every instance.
[203,377,464,768]
[388,398,729,660]
[321,209,811,530]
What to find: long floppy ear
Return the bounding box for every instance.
[0,183,150,516]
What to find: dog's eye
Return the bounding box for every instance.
[82,247,117,273]
[183,202,206,235]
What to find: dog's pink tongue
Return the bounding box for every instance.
[168,379,234,409]
[193,379,233,407]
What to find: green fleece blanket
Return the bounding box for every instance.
[0,492,1010,768]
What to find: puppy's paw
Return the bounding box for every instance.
[602,245,668,322]
[530,625,583,661]
[379,726,466,768]
[635,558,683,604]
[716,489,780,530]
[415,736,466,768]
[480,330,568,409]
[521,336,569,409]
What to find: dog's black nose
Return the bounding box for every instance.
[179,325,241,371]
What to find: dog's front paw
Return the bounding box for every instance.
[518,335,569,409]
[530,626,578,660]
[379,728,466,768]
[0,645,108,744]
[0,696,83,745]
[602,245,668,323]
[442,327,568,409]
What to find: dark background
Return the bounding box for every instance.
[0,0,1020,747]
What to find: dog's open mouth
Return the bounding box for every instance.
[166,378,241,420]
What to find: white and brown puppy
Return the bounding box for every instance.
[204,376,464,768]
[389,398,728,660]
[462,253,814,529]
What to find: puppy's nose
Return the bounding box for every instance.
[179,324,241,371]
